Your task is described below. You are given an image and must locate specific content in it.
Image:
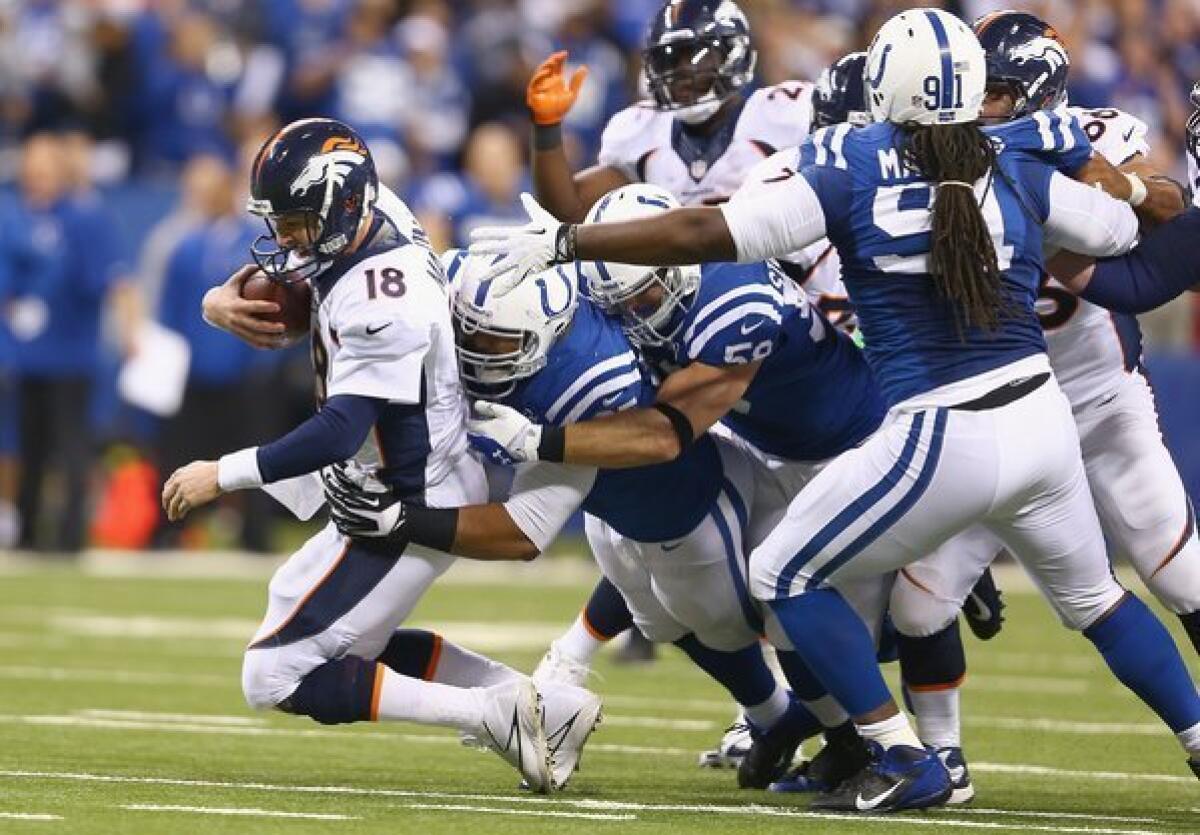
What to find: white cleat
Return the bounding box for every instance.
[478,678,553,794]
[539,682,603,789]
[532,642,592,688]
[698,711,753,769]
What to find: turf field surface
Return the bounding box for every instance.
[0,551,1197,834]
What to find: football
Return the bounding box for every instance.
[240,270,313,341]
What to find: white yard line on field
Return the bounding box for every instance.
[403,803,635,821]
[0,770,1185,834]
[122,803,356,820]
[0,812,62,821]
[78,709,265,726]
[0,665,227,687]
[974,762,1192,784]
[933,809,1156,823]
[967,717,1162,736]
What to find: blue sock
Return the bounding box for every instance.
[1084,594,1200,733]
[674,634,777,709]
[775,649,829,702]
[768,588,892,717]
[375,628,438,679]
[583,577,635,640]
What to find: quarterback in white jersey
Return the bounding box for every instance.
[161,118,605,793]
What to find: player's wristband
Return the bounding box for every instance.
[404,505,459,553]
[533,123,563,151]
[1125,173,1148,207]
[552,224,577,264]
[653,402,695,456]
[217,447,264,491]
[536,425,566,463]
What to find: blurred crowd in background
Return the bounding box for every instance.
[0,0,1197,556]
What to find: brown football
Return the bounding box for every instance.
[240,270,313,341]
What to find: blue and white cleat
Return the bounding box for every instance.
[809,742,952,812]
[698,713,753,769]
[936,746,975,804]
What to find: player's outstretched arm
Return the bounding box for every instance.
[1118,154,1187,228]
[467,361,760,468]
[201,264,288,349]
[1049,206,1200,313]
[527,51,630,222]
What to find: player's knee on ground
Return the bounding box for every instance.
[277,656,380,725]
[242,649,301,711]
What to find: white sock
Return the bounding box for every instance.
[802,695,850,729]
[374,665,484,733]
[555,614,607,664]
[743,684,791,730]
[427,638,522,688]
[905,683,961,749]
[857,711,923,751]
[1177,718,1200,759]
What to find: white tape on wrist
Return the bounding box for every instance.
[1125,173,1148,208]
[218,447,264,491]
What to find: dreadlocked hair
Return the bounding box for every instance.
[901,121,1007,335]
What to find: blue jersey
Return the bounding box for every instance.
[796,119,1083,405]
[504,299,724,542]
[639,260,885,462]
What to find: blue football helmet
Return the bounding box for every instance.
[247,118,378,281]
[811,51,869,129]
[973,10,1070,121]
[642,0,756,125]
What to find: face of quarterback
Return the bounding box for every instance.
[269,210,320,256]
[981,85,1018,124]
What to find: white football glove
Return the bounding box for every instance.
[467,401,544,464]
[469,192,572,292]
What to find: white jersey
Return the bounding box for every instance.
[736,146,854,333]
[1041,106,1151,407]
[598,82,816,206]
[312,185,477,506]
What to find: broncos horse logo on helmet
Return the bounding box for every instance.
[812,51,870,130]
[974,11,1070,121]
[247,119,378,281]
[642,0,756,126]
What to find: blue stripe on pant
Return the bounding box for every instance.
[712,482,762,634]
[249,541,401,650]
[773,409,948,598]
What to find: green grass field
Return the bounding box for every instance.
[0,551,1197,834]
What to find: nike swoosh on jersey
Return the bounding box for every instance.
[1123,127,1136,142]
[365,322,392,335]
[601,393,624,407]
[855,777,909,811]
[740,320,765,335]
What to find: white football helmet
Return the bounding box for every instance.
[448,251,579,399]
[577,184,701,347]
[865,8,985,126]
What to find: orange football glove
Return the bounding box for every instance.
[527,51,589,126]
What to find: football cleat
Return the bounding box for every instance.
[539,682,603,789]
[810,742,952,813]
[962,568,1005,640]
[532,642,592,688]
[477,678,553,793]
[737,700,821,789]
[768,721,870,793]
[937,746,976,804]
[698,713,753,768]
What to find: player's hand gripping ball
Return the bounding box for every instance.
[240,270,313,342]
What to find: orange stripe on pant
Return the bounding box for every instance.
[905,674,965,693]
[423,633,444,681]
[370,662,386,721]
[247,542,352,650]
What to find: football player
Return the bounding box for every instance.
[160,118,600,793]
[1189,82,1200,205]
[323,245,823,788]
[886,10,1200,785]
[466,9,1200,811]
[526,0,819,764]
